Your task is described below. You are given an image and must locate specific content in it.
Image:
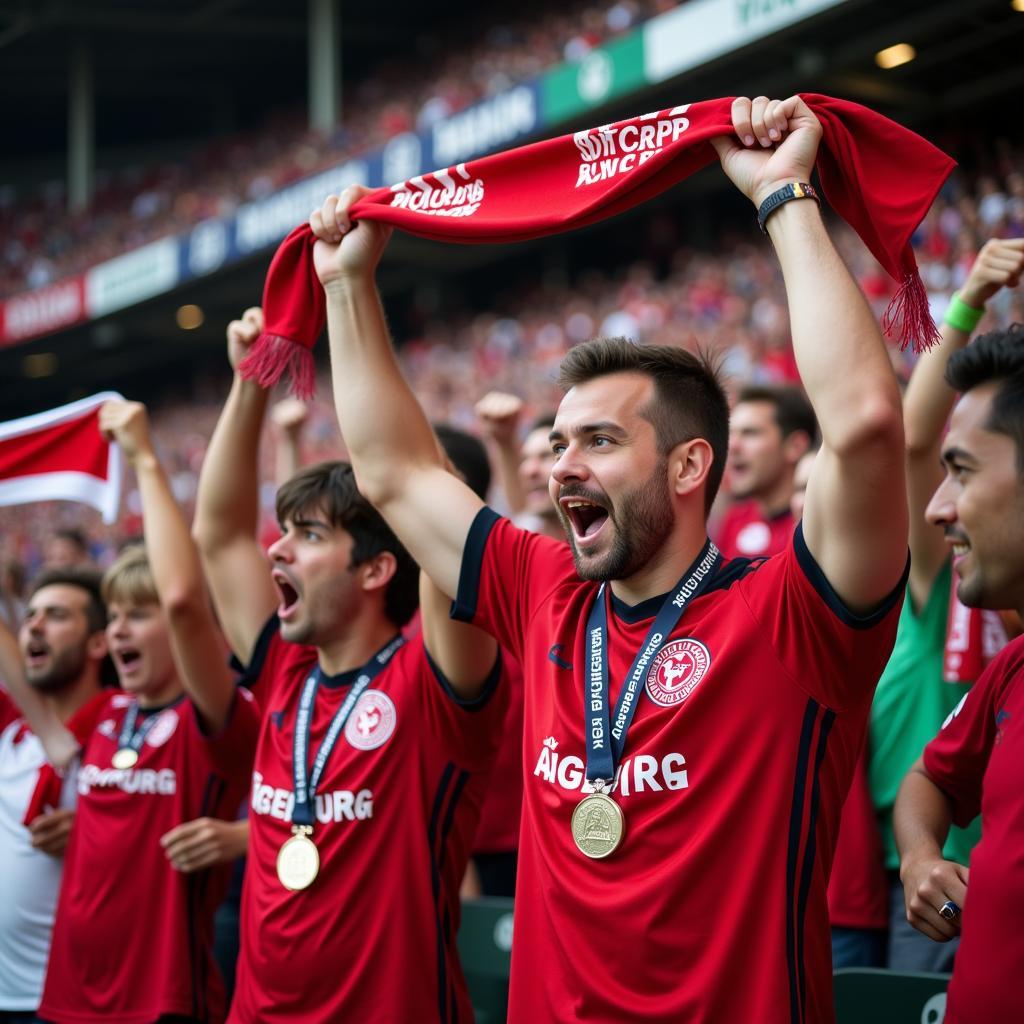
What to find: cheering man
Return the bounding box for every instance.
[192,309,506,1022]
[312,95,908,1022]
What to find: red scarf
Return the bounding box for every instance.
[21,690,110,826]
[240,94,954,398]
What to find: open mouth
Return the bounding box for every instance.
[272,572,301,618]
[25,640,49,666]
[113,648,142,674]
[561,497,610,543]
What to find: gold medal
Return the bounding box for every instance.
[571,790,625,859]
[276,828,320,891]
[112,748,138,769]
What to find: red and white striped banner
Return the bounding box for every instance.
[0,392,124,523]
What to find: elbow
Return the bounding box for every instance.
[829,397,904,459]
[161,582,207,623]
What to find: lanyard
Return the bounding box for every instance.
[583,539,721,784]
[117,699,178,755]
[291,635,404,827]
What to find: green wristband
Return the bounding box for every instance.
[944,292,984,334]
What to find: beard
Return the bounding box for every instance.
[25,644,88,694]
[563,460,675,582]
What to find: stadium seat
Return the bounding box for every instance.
[834,968,950,1024]
[458,897,514,1024]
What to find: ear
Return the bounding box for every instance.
[668,438,715,501]
[782,430,811,466]
[86,630,109,662]
[358,551,398,595]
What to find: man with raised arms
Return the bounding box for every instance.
[192,309,506,1023]
[312,96,908,1022]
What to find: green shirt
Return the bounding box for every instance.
[869,558,980,869]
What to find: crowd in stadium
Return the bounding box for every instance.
[0,0,670,301]
[3,56,1024,1024]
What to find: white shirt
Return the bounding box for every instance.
[0,714,74,1009]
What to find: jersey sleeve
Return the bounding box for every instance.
[736,522,908,712]
[410,638,509,772]
[921,646,1011,828]
[190,685,262,781]
[0,686,19,732]
[450,508,573,662]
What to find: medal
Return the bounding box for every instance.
[281,635,405,891]
[276,826,320,891]
[112,748,139,769]
[572,789,624,859]
[577,539,721,858]
[111,699,177,770]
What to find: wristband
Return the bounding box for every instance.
[757,182,820,233]
[943,292,984,334]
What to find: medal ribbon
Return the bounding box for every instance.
[116,698,180,757]
[583,538,721,785]
[291,635,405,827]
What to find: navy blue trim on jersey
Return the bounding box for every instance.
[424,647,503,711]
[428,763,458,1024]
[230,614,279,686]
[793,522,909,630]
[784,698,835,1024]
[609,553,764,625]
[785,699,817,1024]
[450,506,501,624]
[796,708,835,1019]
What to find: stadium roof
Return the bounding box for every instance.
[3,0,1024,415]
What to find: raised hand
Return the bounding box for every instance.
[226,306,264,372]
[711,95,823,208]
[99,399,154,465]
[475,390,524,446]
[309,186,393,286]
[959,237,1024,309]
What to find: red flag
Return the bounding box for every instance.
[0,392,124,523]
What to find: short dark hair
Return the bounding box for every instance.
[434,424,492,500]
[946,324,1024,473]
[28,566,107,634]
[556,337,729,513]
[276,461,419,627]
[736,384,819,446]
[529,411,557,434]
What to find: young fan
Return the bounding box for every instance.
[35,400,259,1024]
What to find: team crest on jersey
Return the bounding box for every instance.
[145,709,179,748]
[645,639,711,707]
[344,690,397,751]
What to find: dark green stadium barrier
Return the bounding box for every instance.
[834,968,950,1024]
[458,897,514,1024]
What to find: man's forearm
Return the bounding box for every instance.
[768,201,901,449]
[324,276,444,506]
[894,767,954,872]
[194,376,269,551]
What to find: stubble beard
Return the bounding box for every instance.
[567,461,675,583]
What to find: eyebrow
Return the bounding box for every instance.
[548,421,629,443]
[289,515,332,531]
[940,446,978,467]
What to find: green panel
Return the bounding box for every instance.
[541,32,646,126]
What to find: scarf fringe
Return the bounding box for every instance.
[238,332,316,400]
[882,272,940,353]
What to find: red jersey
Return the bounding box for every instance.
[922,634,1024,1024]
[40,689,259,1024]
[452,510,904,1023]
[473,654,524,855]
[230,618,507,1024]
[827,750,888,929]
[715,499,794,559]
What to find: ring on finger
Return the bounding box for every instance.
[938,900,961,921]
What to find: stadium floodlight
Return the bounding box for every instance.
[874,43,916,69]
[175,304,205,330]
[1013,0,1024,12]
